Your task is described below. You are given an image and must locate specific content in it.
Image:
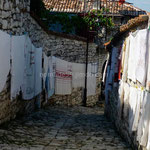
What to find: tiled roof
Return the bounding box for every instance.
[43,0,146,16]
[43,0,85,13]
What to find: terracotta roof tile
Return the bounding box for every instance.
[43,0,146,16]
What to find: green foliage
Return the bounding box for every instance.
[83,9,114,31]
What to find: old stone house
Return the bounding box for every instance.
[31,0,146,39]
[104,14,150,149]
[43,0,146,23]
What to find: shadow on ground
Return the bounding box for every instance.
[0,106,131,150]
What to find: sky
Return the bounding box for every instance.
[126,0,150,12]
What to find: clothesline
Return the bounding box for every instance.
[43,55,98,97]
[0,30,98,102]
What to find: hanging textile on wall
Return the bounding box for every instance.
[132,90,143,132]
[55,58,72,95]
[48,57,55,97]
[52,56,56,77]
[72,62,97,96]
[22,36,35,100]
[118,80,124,118]
[0,31,11,93]
[44,54,55,98]
[123,82,130,118]
[137,91,146,143]
[11,35,25,100]
[34,47,42,96]
[43,53,49,81]
[87,63,97,96]
[102,54,109,84]
[111,47,118,79]
[140,92,150,147]
[104,54,111,104]
[72,63,85,88]
[146,30,150,91]
[105,65,111,104]
[122,37,130,82]
[91,62,98,76]
[128,31,139,82]
[106,27,150,149]
[121,41,126,74]
[128,87,138,133]
[146,106,150,150]
[118,45,123,80]
[135,29,148,86]
[108,47,119,85]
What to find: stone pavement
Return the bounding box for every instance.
[0,106,131,150]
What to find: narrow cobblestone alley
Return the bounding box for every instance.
[0,106,131,150]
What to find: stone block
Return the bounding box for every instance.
[2,19,8,29]
[2,11,10,19]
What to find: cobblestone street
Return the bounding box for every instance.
[0,106,131,150]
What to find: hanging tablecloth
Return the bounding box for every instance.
[44,54,55,98]
[140,92,150,147]
[34,47,42,96]
[122,37,130,82]
[0,31,11,93]
[123,82,130,118]
[128,87,138,133]
[135,29,149,86]
[128,31,139,82]
[11,35,25,100]
[22,36,35,100]
[72,63,85,88]
[55,58,72,95]
[87,63,97,96]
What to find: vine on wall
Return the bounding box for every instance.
[84,9,114,31]
[30,0,114,36]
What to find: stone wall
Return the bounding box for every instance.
[105,88,138,149]
[23,13,101,107]
[0,0,107,124]
[105,16,149,149]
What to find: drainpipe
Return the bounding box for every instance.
[83,0,90,106]
[100,0,101,9]
[83,31,89,107]
[84,0,86,13]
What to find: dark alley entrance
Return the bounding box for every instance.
[0,106,131,150]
